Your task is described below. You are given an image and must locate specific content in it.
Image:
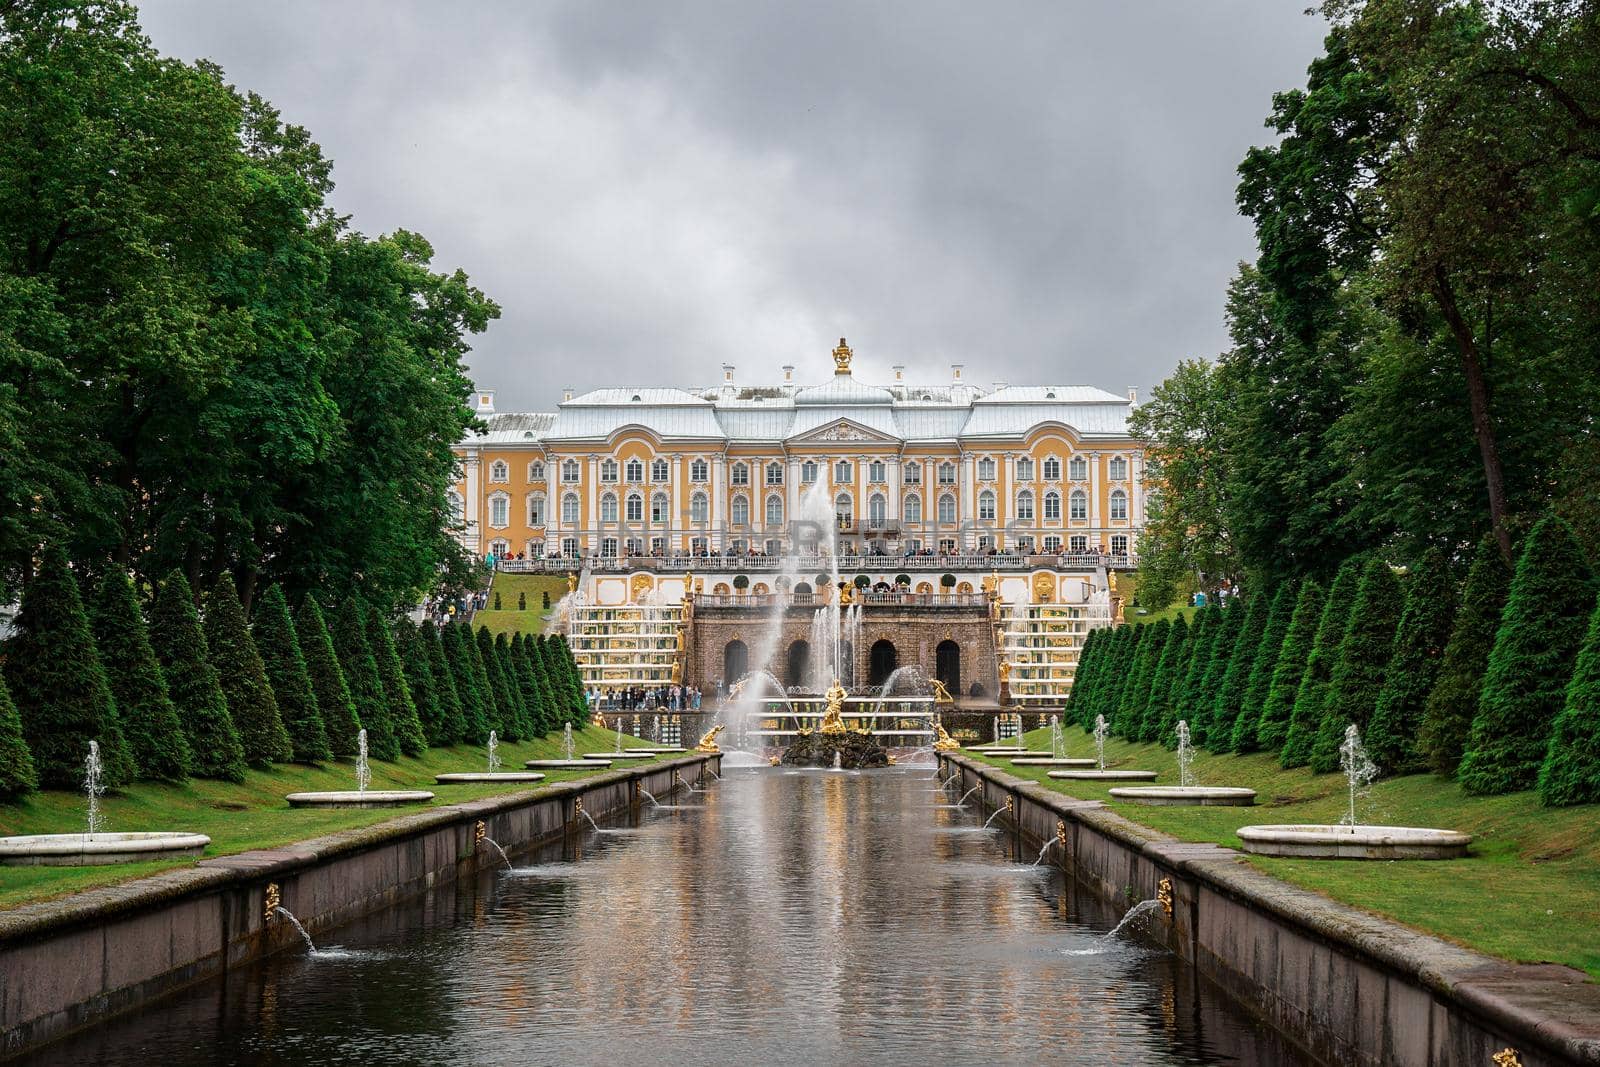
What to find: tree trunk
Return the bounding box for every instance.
[1432,268,1512,563]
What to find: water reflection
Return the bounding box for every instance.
[33,769,1313,1066]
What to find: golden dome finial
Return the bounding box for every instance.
[832,337,853,375]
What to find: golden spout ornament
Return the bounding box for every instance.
[819,679,849,734]
[474,820,486,845]
[933,720,961,751]
[1158,876,1174,919]
[929,678,954,704]
[264,882,281,924]
[1056,819,1068,852]
[1492,1050,1523,1067]
[696,723,724,752]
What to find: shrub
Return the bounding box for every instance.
[477,627,517,738]
[443,623,489,744]
[1538,591,1600,806]
[1255,580,1324,752]
[394,619,443,747]
[253,585,330,764]
[1211,592,1271,753]
[92,567,191,781]
[421,621,465,745]
[493,591,502,610]
[333,597,398,760]
[853,574,871,589]
[1230,583,1297,753]
[365,608,426,756]
[1139,616,1188,743]
[1164,605,1218,748]
[527,633,561,735]
[1280,559,1361,768]
[1459,516,1597,795]
[205,575,293,768]
[1418,536,1509,778]
[1191,598,1244,747]
[732,574,749,592]
[509,634,544,736]
[548,634,589,725]
[518,591,526,610]
[1064,628,1102,725]
[1114,620,1166,738]
[1309,559,1404,773]
[940,573,956,589]
[0,675,39,800]
[493,632,531,740]
[149,571,246,782]
[895,573,911,587]
[1366,551,1457,775]
[295,595,361,759]
[1094,625,1140,730]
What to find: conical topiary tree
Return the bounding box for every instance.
[1459,516,1597,795]
[1163,604,1218,748]
[510,635,545,735]
[0,675,39,800]
[334,597,399,760]
[1309,559,1404,773]
[1211,593,1269,754]
[366,608,426,757]
[1255,580,1324,752]
[423,621,466,745]
[468,625,503,738]
[3,546,134,789]
[1538,591,1600,806]
[1065,627,1101,725]
[1280,559,1361,768]
[394,619,444,747]
[476,627,515,739]
[1191,598,1244,747]
[205,574,292,769]
[493,633,531,741]
[1114,620,1165,739]
[1366,550,1456,776]
[444,622,489,744]
[548,635,588,726]
[92,567,191,782]
[149,571,246,782]
[1096,625,1140,731]
[1139,616,1188,743]
[526,632,560,735]
[254,585,330,764]
[1418,536,1509,778]
[296,595,362,759]
[1231,582,1297,753]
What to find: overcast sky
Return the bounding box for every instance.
[138,2,1328,412]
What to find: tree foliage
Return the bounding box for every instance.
[295,594,360,759]
[332,597,397,761]
[91,567,191,782]
[1310,558,1404,772]
[204,574,292,768]
[148,570,245,782]
[1231,582,1297,753]
[1280,559,1361,768]
[253,584,330,764]
[1418,536,1508,777]
[0,674,37,799]
[1538,591,1600,807]
[1255,580,1324,752]
[1366,550,1456,775]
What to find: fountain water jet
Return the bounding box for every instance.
[1108,721,1256,805]
[1048,714,1158,782]
[438,729,548,784]
[288,730,435,807]
[528,723,609,768]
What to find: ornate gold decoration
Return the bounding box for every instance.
[474,820,486,845]
[696,724,724,752]
[886,754,897,764]
[573,796,584,822]
[933,721,961,751]
[929,679,954,704]
[1492,1050,1523,1067]
[591,709,607,729]
[815,421,874,442]
[1032,572,1055,603]
[264,882,281,923]
[670,659,683,685]
[768,755,781,766]
[819,680,849,734]
[567,572,577,596]
[630,573,653,602]
[1157,876,1174,918]
[838,581,854,605]
[832,336,853,375]
[1056,819,1068,852]
[998,659,1011,684]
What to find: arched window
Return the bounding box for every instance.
[834,493,853,525]
[1069,455,1087,481]
[977,457,996,481]
[1016,490,1035,522]
[488,538,510,558]
[868,459,886,483]
[868,493,887,526]
[1016,456,1034,481]
[730,462,749,486]
[625,492,643,522]
[731,495,749,526]
[625,458,643,482]
[903,461,922,485]
[1110,489,1128,521]
[527,493,545,526]
[834,459,853,483]
[562,459,580,483]
[651,458,670,482]
[488,492,510,528]
[903,494,922,524]
[690,492,709,523]
[1044,490,1061,521]
[1069,489,1087,520]
[766,495,784,526]
[651,493,669,524]
[561,493,579,525]
[801,460,818,483]
[766,461,784,485]
[599,493,618,523]
[978,489,996,521]
[1043,456,1061,481]
[1109,456,1128,481]
[447,491,464,524]
[937,461,956,485]
[488,460,508,483]
[937,494,957,524]
[600,459,618,482]
[528,460,545,481]
[690,458,709,482]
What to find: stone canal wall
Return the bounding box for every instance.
[0,754,720,1060]
[938,753,1600,1067]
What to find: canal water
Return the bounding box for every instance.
[35,768,1314,1066]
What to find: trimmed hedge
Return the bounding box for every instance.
[1366,550,1456,776]
[295,595,361,759]
[1280,559,1361,769]
[254,584,331,764]
[149,571,246,783]
[1231,582,1297,753]
[1538,590,1600,806]
[1418,536,1508,778]
[205,574,292,769]
[366,608,426,757]
[0,675,39,800]
[1255,580,1324,752]
[333,597,398,761]
[1309,558,1403,773]
[92,567,191,782]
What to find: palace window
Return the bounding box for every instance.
[1016,456,1034,481]
[561,493,579,525]
[600,459,618,483]
[1016,490,1034,522]
[488,538,510,558]
[766,461,784,485]
[1069,455,1087,481]
[731,495,749,526]
[938,538,957,554]
[600,537,618,558]
[1110,489,1128,521]
[488,492,510,528]
[834,459,853,483]
[625,537,644,555]
[1067,489,1085,521]
[1109,456,1128,481]
[835,493,853,525]
[1043,535,1062,553]
[937,461,956,485]
[447,491,464,524]
[731,462,749,486]
[652,536,667,555]
[561,536,578,557]
[903,494,922,524]
[937,494,957,524]
[690,458,709,482]
[1017,535,1035,553]
[1044,490,1061,521]
[801,460,818,483]
[690,493,709,523]
[625,458,643,482]
[562,459,581,483]
[652,458,670,482]
[526,493,545,526]
[600,493,618,523]
[625,492,643,522]
[978,489,996,521]
[977,534,994,551]
[489,460,508,483]
[904,461,922,485]
[690,536,708,555]
[1111,534,1128,555]
[1043,456,1061,481]
[977,457,996,481]
[1070,534,1087,553]
[868,493,887,526]
[868,460,886,483]
[766,495,784,526]
[651,493,669,524]
[528,461,545,481]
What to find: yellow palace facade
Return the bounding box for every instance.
[450,340,1146,564]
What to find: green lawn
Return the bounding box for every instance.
[0,726,658,909]
[970,726,1600,979]
[473,573,570,636]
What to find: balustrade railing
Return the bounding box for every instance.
[491,552,1134,575]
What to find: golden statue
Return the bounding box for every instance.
[998,659,1011,684]
[695,724,724,752]
[683,570,695,603]
[591,709,607,729]
[838,581,853,606]
[929,678,954,704]
[819,679,849,734]
[933,721,961,751]
[670,659,682,685]
[567,572,578,596]
[768,755,781,766]
[832,336,853,375]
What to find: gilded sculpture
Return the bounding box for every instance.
[932,721,961,751]
[695,724,724,752]
[819,679,849,734]
[832,337,853,375]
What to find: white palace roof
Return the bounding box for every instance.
[464,341,1137,449]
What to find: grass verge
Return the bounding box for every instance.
[475,573,569,635]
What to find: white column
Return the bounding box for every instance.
[1132,453,1144,526]
[886,456,900,524]
[463,449,481,555]
[544,450,560,555]
[711,454,726,551]
[585,454,599,552]
[961,454,976,549]
[787,456,801,544]
[1089,451,1101,544]
[671,454,684,552]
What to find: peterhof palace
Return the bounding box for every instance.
[450,339,1146,723]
